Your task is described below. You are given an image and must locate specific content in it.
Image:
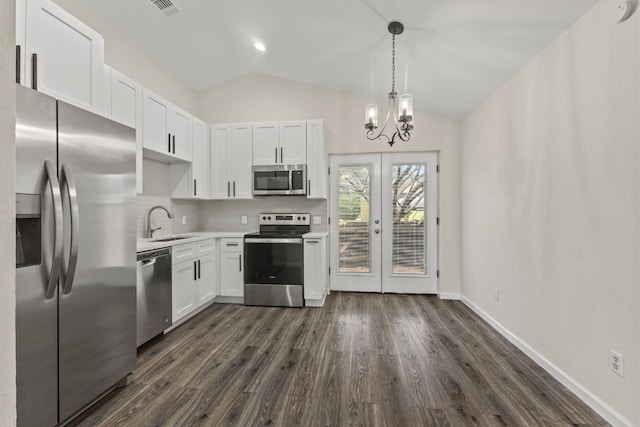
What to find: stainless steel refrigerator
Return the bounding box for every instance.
[15,83,137,426]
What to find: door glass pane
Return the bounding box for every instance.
[391,164,425,274]
[338,166,371,273]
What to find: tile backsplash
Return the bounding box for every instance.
[138,158,328,238]
[137,196,200,239]
[198,197,328,232]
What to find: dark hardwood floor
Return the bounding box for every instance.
[70,293,609,426]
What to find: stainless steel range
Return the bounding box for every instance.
[243,213,310,307]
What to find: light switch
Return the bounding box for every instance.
[313,216,322,225]
[241,215,248,225]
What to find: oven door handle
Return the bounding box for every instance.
[244,238,302,244]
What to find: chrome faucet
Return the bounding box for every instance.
[146,205,175,238]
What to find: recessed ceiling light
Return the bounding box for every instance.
[254,42,266,52]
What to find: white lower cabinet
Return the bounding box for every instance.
[219,238,244,297]
[304,235,328,302]
[172,258,197,322]
[171,239,216,324]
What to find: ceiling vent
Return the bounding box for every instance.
[150,0,180,17]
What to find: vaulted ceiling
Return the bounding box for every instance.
[53,0,599,119]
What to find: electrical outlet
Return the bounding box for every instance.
[241,215,248,225]
[609,349,624,376]
[494,288,500,302]
[181,215,187,225]
[313,216,322,225]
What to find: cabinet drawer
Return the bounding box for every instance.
[197,239,215,256]
[172,243,197,264]
[220,238,243,252]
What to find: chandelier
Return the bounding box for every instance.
[365,21,414,147]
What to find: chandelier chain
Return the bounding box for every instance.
[391,34,396,93]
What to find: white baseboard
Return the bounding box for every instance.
[438,292,461,300]
[305,295,327,307]
[213,296,244,305]
[460,296,634,427]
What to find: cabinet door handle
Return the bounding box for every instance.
[15,45,21,84]
[31,53,38,90]
[168,134,171,153]
[274,147,277,164]
[193,179,197,196]
[226,242,239,247]
[307,180,310,197]
[306,240,319,245]
[239,254,242,272]
[172,135,176,154]
[194,261,197,281]
[233,181,236,197]
[198,259,201,279]
[280,147,283,163]
[227,181,230,197]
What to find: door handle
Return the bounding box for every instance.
[168,134,171,153]
[60,164,80,295]
[172,135,176,154]
[44,160,63,300]
[193,179,197,196]
[31,53,38,90]
[275,147,277,164]
[15,45,21,84]
[280,147,283,163]
[194,261,197,281]
[239,254,242,271]
[233,181,236,197]
[227,181,230,197]
[307,180,310,197]
[198,259,201,279]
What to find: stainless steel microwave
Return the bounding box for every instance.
[252,165,307,196]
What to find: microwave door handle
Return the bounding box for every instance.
[44,160,63,300]
[60,163,80,295]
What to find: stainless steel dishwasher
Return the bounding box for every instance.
[136,247,172,347]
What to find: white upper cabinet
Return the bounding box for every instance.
[252,122,279,166]
[17,0,105,114]
[142,88,192,163]
[210,123,252,199]
[280,121,307,164]
[106,67,144,194]
[306,119,328,199]
[170,117,209,199]
[252,121,307,166]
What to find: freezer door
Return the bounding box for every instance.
[57,100,137,422]
[15,84,59,427]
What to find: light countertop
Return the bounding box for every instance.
[303,232,328,239]
[137,231,249,252]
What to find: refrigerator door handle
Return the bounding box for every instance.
[60,163,80,295]
[44,160,63,300]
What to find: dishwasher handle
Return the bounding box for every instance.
[141,257,157,267]
[137,247,171,262]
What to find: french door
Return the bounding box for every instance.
[329,152,438,294]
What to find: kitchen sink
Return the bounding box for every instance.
[151,236,191,242]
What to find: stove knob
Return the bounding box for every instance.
[262,216,266,220]
[268,216,272,220]
[297,216,301,220]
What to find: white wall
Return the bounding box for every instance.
[0,0,16,425]
[199,73,462,296]
[461,2,639,425]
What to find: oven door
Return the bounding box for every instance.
[244,238,303,285]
